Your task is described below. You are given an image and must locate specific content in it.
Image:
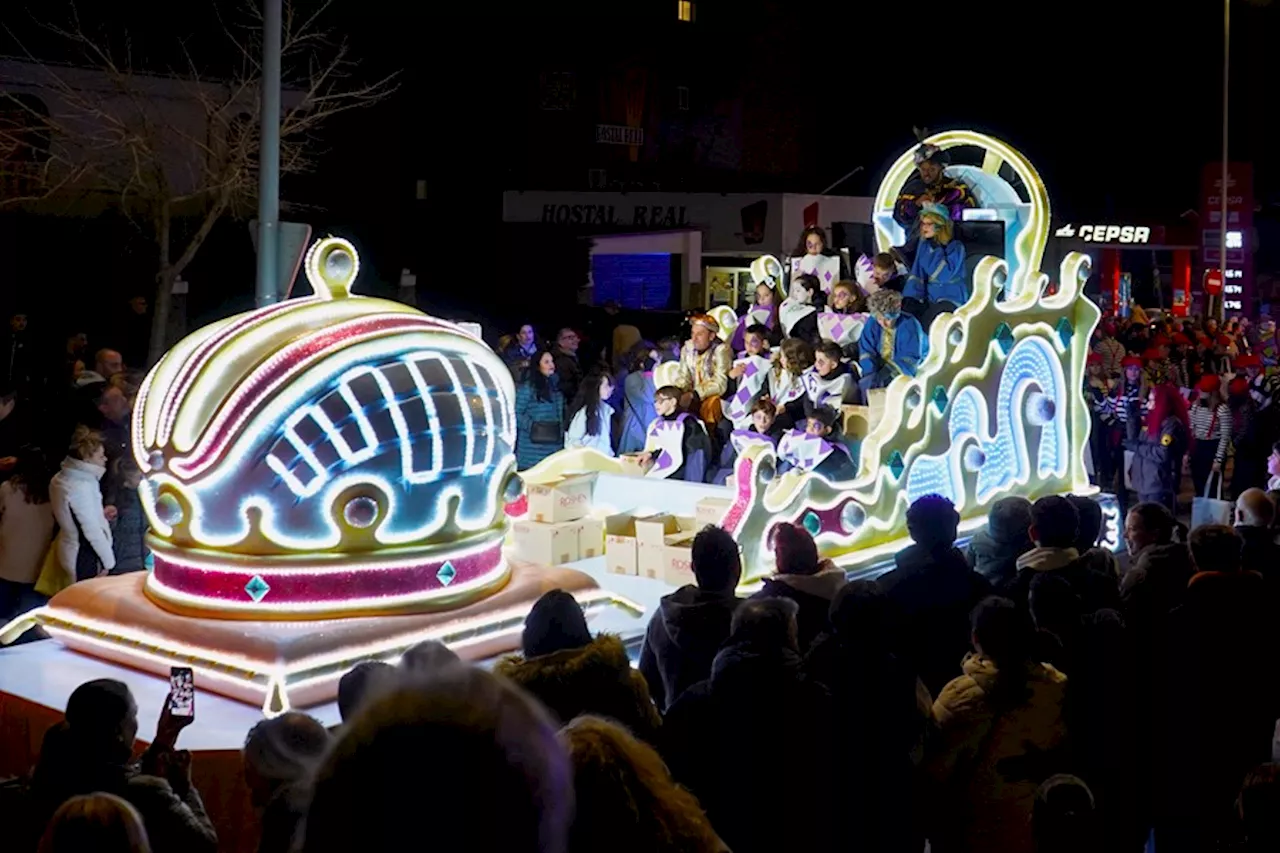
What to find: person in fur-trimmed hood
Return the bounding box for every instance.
[926,597,1069,853]
[494,590,661,744]
[1006,496,1119,614]
[747,521,846,652]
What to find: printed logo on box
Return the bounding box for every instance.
[559,493,588,508]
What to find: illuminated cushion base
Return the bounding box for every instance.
[9,567,639,716]
[144,532,509,620]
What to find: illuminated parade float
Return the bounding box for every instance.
[524,130,1114,578]
[1,237,637,714]
[1,130,1114,715]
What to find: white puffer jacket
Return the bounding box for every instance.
[49,456,114,576]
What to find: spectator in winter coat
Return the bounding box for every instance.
[747,521,845,652]
[878,494,992,697]
[638,525,742,712]
[925,597,1069,853]
[493,590,661,744]
[49,426,115,586]
[1006,496,1119,615]
[803,581,933,853]
[1154,526,1280,853]
[560,717,729,853]
[29,680,217,853]
[964,496,1033,589]
[514,351,565,470]
[663,598,842,853]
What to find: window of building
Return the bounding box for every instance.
[677,1,695,22]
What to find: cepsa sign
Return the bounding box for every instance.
[1055,224,1152,244]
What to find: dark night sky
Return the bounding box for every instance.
[6,1,1280,250]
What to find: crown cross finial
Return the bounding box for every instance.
[304,236,360,300]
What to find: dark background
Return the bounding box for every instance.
[3,0,1278,346]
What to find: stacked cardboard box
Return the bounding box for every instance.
[510,473,604,566]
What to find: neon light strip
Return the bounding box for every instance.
[170,315,433,478]
[147,554,510,614]
[158,300,305,448]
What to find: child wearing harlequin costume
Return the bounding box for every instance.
[769,337,815,429]
[807,341,859,409]
[820,281,870,360]
[709,395,786,485]
[719,324,775,450]
[636,385,713,483]
[777,404,857,482]
[778,273,823,345]
[730,281,782,353]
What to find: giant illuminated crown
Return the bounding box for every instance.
[133,237,520,619]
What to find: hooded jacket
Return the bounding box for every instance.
[927,654,1069,853]
[748,562,847,652]
[637,585,741,712]
[493,634,661,743]
[1008,546,1120,614]
[663,639,841,853]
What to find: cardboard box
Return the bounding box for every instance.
[603,514,640,576]
[577,517,605,559]
[635,514,697,580]
[841,404,872,440]
[661,531,698,587]
[695,497,734,530]
[526,473,596,523]
[618,453,650,478]
[512,520,580,566]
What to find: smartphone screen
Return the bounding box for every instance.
[169,666,195,718]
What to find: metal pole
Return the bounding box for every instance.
[255,0,282,307]
[1218,0,1230,322]
[819,165,864,196]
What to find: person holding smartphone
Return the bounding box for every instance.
[28,678,218,852]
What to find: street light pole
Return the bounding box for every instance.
[1218,0,1230,322]
[255,0,282,307]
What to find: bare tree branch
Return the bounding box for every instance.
[0,0,397,363]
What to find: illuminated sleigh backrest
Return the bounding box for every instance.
[871,131,1051,302]
[132,237,519,618]
[724,132,1097,582]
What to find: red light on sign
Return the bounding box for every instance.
[1204,268,1224,296]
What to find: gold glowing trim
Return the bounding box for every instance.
[873,130,1051,300]
[2,588,643,717]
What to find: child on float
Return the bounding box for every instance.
[778,273,823,345]
[709,395,787,485]
[635,385,713,483]
[791,225,849,282]
[806,341,860,411]
[857,289,926,395]
[820,281,870,359]
[777,403,857,482]
[768,337,815,429]
[729,282,782,352]
[903,202,967,329]
[724,324,775,427]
